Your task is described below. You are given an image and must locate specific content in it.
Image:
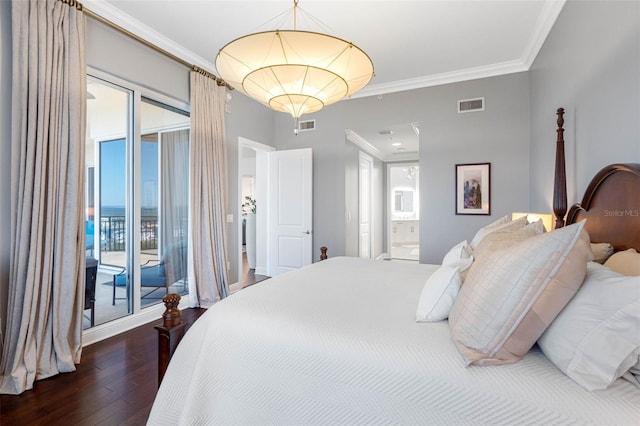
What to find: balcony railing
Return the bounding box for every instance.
[99,216,158,252]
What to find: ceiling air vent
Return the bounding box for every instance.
[297,119,316,132]
[458,97,484,113]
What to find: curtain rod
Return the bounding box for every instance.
[64,0,232,89]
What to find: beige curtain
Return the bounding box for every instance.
[188,72,229,306]
[0,0,86,395]
[160,129,189,284]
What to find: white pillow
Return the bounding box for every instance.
[538,262,640,391]
[442,240,473,271]
[469,215,527,248]
[416,265,462,322]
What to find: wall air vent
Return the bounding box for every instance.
[458,97,485,113]
[297,119,316,132]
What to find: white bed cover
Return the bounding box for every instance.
[148,257,640,425]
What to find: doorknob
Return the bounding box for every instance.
[302,230,311,234]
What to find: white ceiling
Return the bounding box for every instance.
[87,0,565,159]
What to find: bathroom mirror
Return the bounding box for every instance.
[393,189,414,214]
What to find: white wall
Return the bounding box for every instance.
[0,0,11,350]
[529,0,640,212]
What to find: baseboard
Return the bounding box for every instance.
[376,253,391,261]
[228,281,240,294]
[82,297,190,347]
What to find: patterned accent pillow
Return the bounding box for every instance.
[449,221,592,366]
[469,215,528,249]
[472,220,545,261]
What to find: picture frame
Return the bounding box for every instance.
[456,163,491,215]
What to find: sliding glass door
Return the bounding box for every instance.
[85,79,132,328]
[138,99,190,308]
[85,74,190,329]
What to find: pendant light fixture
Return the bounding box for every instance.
[215,0,374,131]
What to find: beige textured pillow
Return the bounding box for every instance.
[469,215,527,249]
[604,249,640,276]
[472,220,545,261]
[449,221,592,366]
[591,243,615,264]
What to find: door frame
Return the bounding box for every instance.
[386,161,420,259]
[237,137,275,287]
[83,68,191,345]
[359,151,374,258]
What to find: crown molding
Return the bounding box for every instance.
[521,0,566,69]
[385,152,420,162]
[82,0,217,74]
[345,130,418,162]
[345,130,385,161]
[351,0,566,100]
[352,59,529,99]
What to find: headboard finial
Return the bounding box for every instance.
[556,107,564,130]
[553,108,567,229]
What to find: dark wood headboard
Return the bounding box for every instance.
[552,108,640,251]
[565,163,640,252]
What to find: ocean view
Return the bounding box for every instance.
[100,206,158,217]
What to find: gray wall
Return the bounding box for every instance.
[86,18,189,103]
[269,0,640,266]
[529,0,640,212]
[274,72,531,264]
[224,92,275,283]
[0,0,11,348]
[420,74,531,263]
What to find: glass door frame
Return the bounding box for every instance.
[88,67,190,319]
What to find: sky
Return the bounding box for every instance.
[100,138,158,209]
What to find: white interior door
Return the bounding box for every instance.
[268,148,313,276]
[359,152,373,258]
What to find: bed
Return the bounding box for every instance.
[148,109,640,425]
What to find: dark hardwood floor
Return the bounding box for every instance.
[1,307,206,425]
[242,248,269,288]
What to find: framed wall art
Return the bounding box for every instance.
[456,163,490,215]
